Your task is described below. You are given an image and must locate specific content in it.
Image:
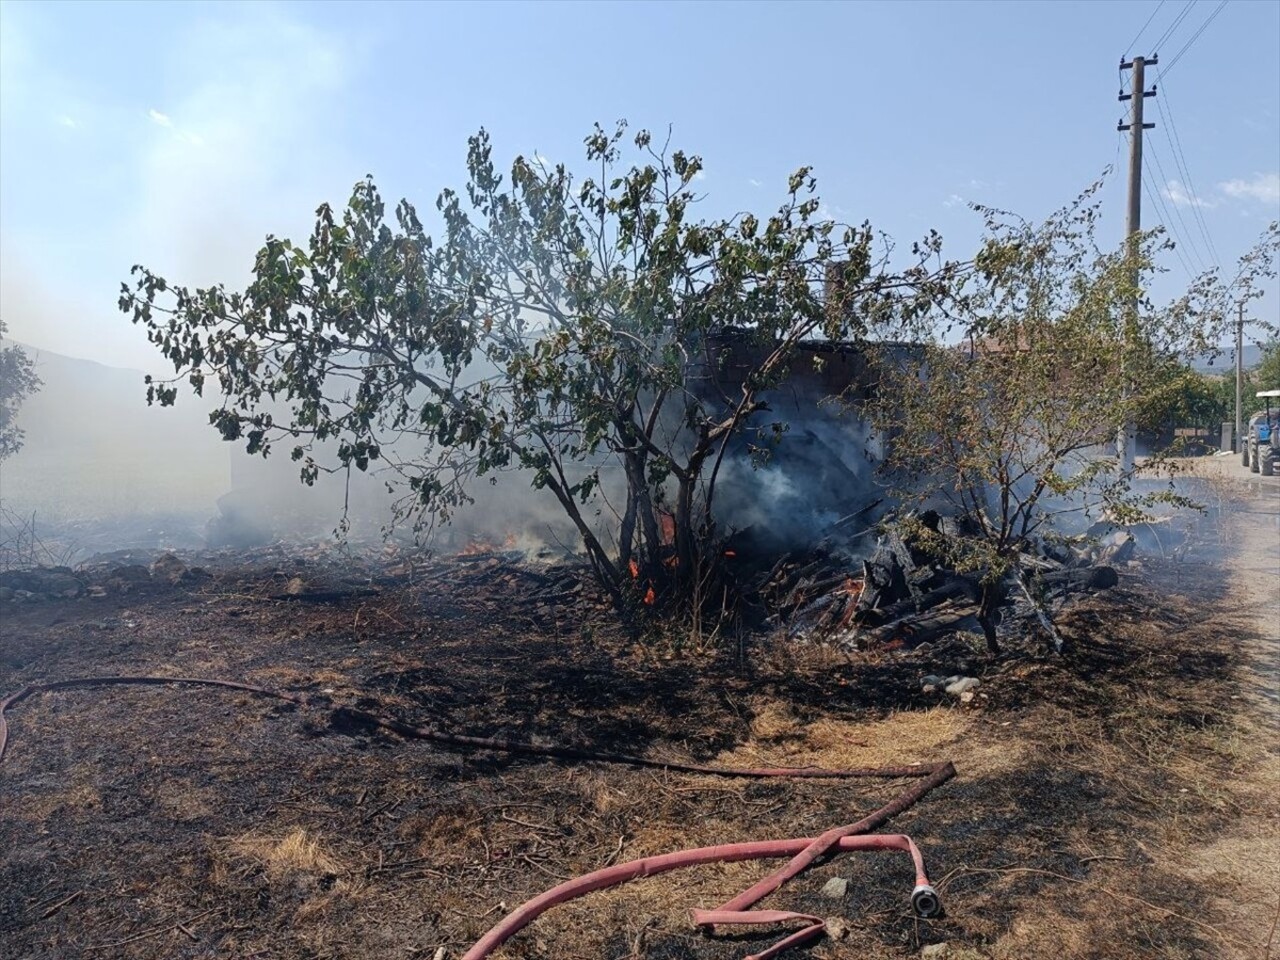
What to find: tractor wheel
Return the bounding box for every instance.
[1251,448,1261,473]
[1243,445,1251,466]
[1263,456,1275,477]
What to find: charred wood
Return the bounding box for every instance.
[853,577,981,627]
[842,604,983,652]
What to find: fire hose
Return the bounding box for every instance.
[0,676,955,957]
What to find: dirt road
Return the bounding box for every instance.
[1181,456,1279,959]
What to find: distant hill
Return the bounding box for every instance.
[0,341,231,522]
[1190,343,1263,374]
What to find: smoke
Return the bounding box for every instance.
[0,340,230,552]
[712,399,885,553]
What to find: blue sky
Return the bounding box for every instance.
[1,0,1277,370]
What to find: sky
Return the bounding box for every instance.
[1,0,1277,372]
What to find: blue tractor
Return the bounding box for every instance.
[1243,389,1280,477]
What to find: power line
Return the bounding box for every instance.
[1151,0,1198,53]
[1144,144,1210,273]
[1152,88,1221,265]
[1125,0,1168,56]
[1161,0,1230,75]
[1141,163,1199,280]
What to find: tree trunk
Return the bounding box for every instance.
[977,579,1004,656]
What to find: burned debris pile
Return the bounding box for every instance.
[749,511,1138,654]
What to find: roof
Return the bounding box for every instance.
[1256,390,1280,398]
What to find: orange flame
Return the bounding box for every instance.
[628,559,640,579]
[643,586,656,606]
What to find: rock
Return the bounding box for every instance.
[285,577,308,596]
[959,690,977,703]
[825,916,851,940]
[0,567,86,599]
[111,564,152,583]
[150,553,188,584]
[920,674,944,690]
[820,876,849,899]
[13,589,38,603]
[945,676,980,696]
[0,586,13,602]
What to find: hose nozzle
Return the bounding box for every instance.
[911,884,943,918]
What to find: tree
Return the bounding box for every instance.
[0,320,41,462]
[863,192,1278,655]
[119,124,958,614]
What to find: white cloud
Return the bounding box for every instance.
[694,169,706,181]
[1219,172,1280,206]
[943,194,966,208]
[147,108,173,128]
[1163,179,1215,209]
[55,114,77,128]
[748,178,761,187]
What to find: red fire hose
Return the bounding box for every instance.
[462,832,940,960]
[464,764,954,960]
[0,677,955,958]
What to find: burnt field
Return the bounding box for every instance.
[0,509,1274,960]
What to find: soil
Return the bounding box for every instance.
[1,469,1276,960]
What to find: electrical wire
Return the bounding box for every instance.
[1151,0,1198,54]
[1125,0,1168,57]
[1161,0,1230,75]
[1153,88,1221,265]
[1145,143,1210,273]
[1142,155,1202,280]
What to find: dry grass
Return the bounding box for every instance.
[228,827,345,879]
[723,702,976,773]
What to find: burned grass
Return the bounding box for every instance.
[0,526,1273,960]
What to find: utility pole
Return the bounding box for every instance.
[1235,301,1244,453]
[1117,54,1157,474]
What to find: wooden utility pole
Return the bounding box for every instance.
[1235,301,1244,452]
[1117,54,1157,473]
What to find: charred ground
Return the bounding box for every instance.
[0,488,1275,960]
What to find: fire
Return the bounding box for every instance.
[626,558,656,605]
